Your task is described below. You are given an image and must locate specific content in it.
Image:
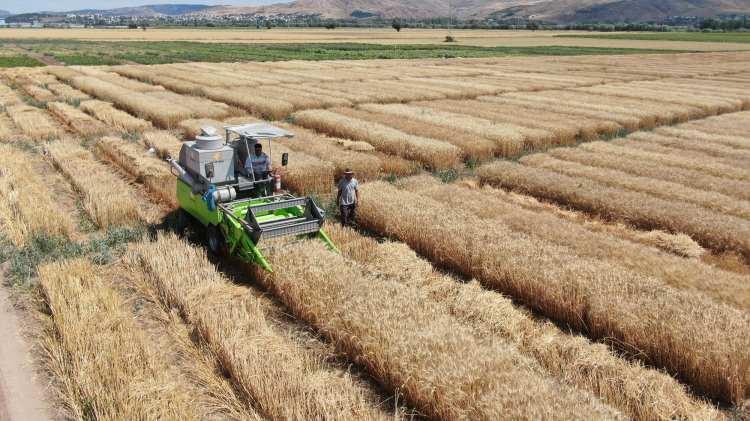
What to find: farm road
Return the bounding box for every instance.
[0,284,55,421]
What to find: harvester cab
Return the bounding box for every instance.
[168,122,338,272]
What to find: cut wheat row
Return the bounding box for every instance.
[254,240,622,420]
[39,258,205,420]
[333,107,498,162]
[401,175,750,310]
[126,235,391,420]
[79,99,153,133]
[6,104,64,141]
[325,224,719,420]
[579,141,750,183]
[545,146,750,202]
[359,103,528,156]
[96,136,177,208]
[293,109,461,170]
[521,153,750,220]
[358,180,750,404]
[45,139,145,227]
[117,253,265,420]
[47,101,108,137]
[479,160,750,262]
[655,126,750,151]
[0,144,75,246]
[613,135,749,170]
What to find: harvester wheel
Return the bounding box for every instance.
[207,225,228,257]
[174,209,191,236]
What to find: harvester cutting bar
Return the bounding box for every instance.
[217,194,325,244]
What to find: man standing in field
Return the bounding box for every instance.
[337,169,359,226]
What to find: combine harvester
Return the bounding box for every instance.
[168,123,337,271]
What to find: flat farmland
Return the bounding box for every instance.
[0,49,749,419]
[1,27,749,50]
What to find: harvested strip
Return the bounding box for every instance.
[127,235,390,421]
[521,153,750,220]
[655,126,750,151]
[20,84,57,102]
[6,104,64,141]
[327,224,720,420]
[46,83,90,103]
[615,134,750,170]
[69,76,192,128]
[581,141,750,182]
[0,144,75,246]
[422,98,614,145]
[146,91,235,120]
[547,146,750,202]
[142,130,183,159]
[96,136,177,207]
[47,101,108,136]
[404,177,750,310]
[120,260,264,421]
[577,85,741,115]
[79,99,152,133]
[0,113,16,140]
[335,106,497,161]
[275,125,381,180]
[257,240,621,420]
[479,95,640,132]
[39,258,202,420]
[359,180,750,404]
[360,103,525,157]
[205,87,294,120]
[293,109,461,170]
[45,139,144,227]
[478,160,750,260]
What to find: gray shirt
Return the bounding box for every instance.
[245,152,271,175]
[337,178,359,206]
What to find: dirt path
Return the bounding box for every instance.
[0,284,56,421]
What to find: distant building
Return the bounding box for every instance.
[0,18,6,27]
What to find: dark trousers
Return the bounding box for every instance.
[340,204,356,226]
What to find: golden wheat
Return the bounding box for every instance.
[79,99,153,133]
[257,240,622,420]
[126,235,390,420]
[6,104,64,141]
[39,258,202,420]
[293,109,461,170]
[326,224,719,420]
[45,139,144,227]
[47,101,109,136]
[478,160,750,260]
[0,144,75,245]
[96,136,177,207]
[358,180,750,404]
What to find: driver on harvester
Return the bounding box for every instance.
[245,143,272,196]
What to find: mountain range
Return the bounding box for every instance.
[10,0,750,23]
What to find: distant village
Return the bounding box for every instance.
[0,10,748,31]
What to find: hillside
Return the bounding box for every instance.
[213,0,750,22]
[0,10,11,18]
[70,4,213,17]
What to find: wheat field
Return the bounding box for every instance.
[0,49,749,419]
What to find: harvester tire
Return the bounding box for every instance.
[207,225,228,257]
[174,209,191,236]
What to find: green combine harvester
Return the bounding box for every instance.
[168,123,337,272]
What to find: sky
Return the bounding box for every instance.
[1,0,282,14]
